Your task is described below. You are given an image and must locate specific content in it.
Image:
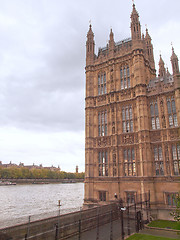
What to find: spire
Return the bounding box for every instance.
[86,23,95,65]
[109,28,115,50]
[109,28,114,42]
[130,3,141,40]
[131,3,139,18]
[87,24,94,39]
[171,46,179,75]
[159,54,166,77]
[145,28,151,40]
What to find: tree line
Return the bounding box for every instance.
[0,167,84,179]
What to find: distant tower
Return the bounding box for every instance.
[76,165,79,173]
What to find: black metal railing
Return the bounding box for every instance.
[1,192,151,240]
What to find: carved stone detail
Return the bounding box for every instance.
[169,129,179,140]
[150,131,161,142]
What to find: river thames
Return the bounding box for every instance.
[0,182,84,229]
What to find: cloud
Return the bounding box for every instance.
[0,0,179,170]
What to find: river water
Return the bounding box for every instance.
[0,182,84,229]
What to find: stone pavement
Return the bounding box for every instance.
[68,218,135,240]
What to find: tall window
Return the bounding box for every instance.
[98,151,108,176]
[122,106,133,133]
[113,153,117,176]
[167,97,178,127]
[165,145,170,175]
[166,193,178,206]
[150,101,160,129]
[98,111,107,136]
[120,65,130,89]
[172,144,180,175]
[126,192,135,204]
[98,73,106,95]
[99,191,106,201]
[124,148,136,176]
[154,146,164,175]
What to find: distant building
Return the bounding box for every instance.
[76,165,79,173]
[0,161,61,171]
[84,3,180,219]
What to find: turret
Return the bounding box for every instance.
[158,55,166,77]
[109,28,115,57]
[86,24,95,65]
[109,28,115,49]
[171,47,179,75]
[145,28,155,69]
[130,3,141,41]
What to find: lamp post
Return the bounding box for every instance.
[114,194,126,240]
[57,200,61,239]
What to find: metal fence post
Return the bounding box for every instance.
[27,216,31,238]
[78,219,81,240]
[146,199,149,223]
[120,199,125,240]
[134,202,138,233]
[55,224,58,240]
[127,203,130,236]
[96,207,100,240]
[110,206,113,240]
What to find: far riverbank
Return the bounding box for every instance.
[0,178,84,184]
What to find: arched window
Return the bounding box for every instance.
[154,146,164,176]
[98,151,108,176]
[98,110,107,136]
[98,73,106,95]
[167,97,178,127]
[120,65,130,89]
[150,100,160,129]
[124,148,136,176]
[122,105,133,133]
[172,144,180,175]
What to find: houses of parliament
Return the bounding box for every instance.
[84,3,180,219]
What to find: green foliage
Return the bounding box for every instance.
[148,220,180,230]
[0,167,85,180]
[126,233,176,240]
[171,192,180,222]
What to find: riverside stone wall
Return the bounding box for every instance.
[0,178,84,184]
[0,204,117,240]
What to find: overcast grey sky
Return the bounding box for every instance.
[0,0,179,172]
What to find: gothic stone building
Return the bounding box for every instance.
[84,4,180,219]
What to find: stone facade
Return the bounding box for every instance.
[84,4,180,218]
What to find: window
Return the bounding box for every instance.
[120,65,130,89]
[124,148,136,176]
[99,191,106,201]
[98,111,107,136]
[126,192,135,204]
[165,145,170,175]
[98,151,108,176]
[167,97,178,127]
[150,101,160,129]
[113,154,117,176]
[154,146,164,176]
[98,73,106,95]
[166,193,178,206]
[172,144,180,175]
[122,106,133,133]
